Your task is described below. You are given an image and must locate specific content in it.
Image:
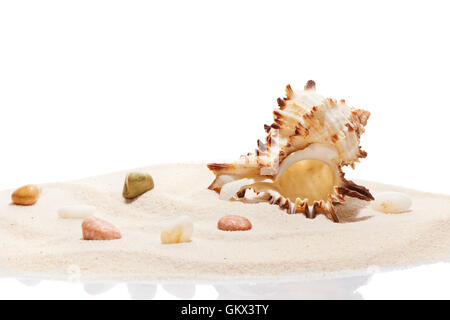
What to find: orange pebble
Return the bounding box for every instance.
[11,184,39,206]
[218,215,252,231]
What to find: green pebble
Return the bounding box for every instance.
[123,172,154,199]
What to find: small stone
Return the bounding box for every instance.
[82,216,122,240]
[160,216,193,244]
[11,184,40,206]
[58,205,96,219]
[218,215,252,231]
[123,172,154,199]
[372,191,412,214]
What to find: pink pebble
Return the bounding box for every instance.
[82,216,122,240]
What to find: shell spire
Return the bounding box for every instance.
[304,80,316,91]
[207,80,373,222]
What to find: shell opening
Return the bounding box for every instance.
[236,144,341,206]
[276,159,336,205]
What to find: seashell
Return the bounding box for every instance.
[160,216,193,244]
[58,205,96,219]
[11,184,39,206]
[207,80,374,222]
[219,178,255,200]
[123,172,154,199]
[372,192,412,213]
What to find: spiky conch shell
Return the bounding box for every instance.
[207,80,373,222]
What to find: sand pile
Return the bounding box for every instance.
[1,163,450,281]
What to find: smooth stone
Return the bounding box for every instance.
[372,191,412,213]
[58,205,96,219]
[123,172,154,199]
[218,215,252,231]
[82,216,122,240]
[11,184,40,206]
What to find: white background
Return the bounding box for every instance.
[1,0,450,299]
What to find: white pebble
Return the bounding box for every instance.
[372,192,412,214]
[160,215,193,244]
[58,205,96,219]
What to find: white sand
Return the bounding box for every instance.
[1,163,450,281]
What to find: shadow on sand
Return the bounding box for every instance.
[336,198,373,223]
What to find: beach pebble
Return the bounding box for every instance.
[58,205,96,219]
[11,184,39,206]
[218,215,252,231]
[82,216,122,240]
[123,172,154,199]
[160,216,193,244]
[372,191,412,213]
